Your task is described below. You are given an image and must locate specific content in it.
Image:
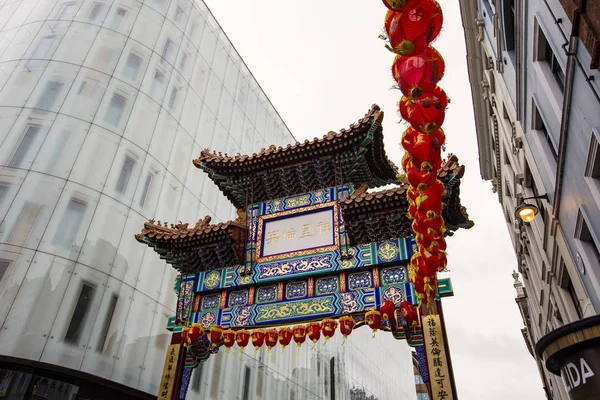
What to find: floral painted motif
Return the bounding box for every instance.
[256,286,277,304]
[286,281,307,300]
[316,277,338,295]
[382,267,406,285]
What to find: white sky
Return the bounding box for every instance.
[204,1,546,398]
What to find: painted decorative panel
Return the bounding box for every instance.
[256,285,277,304]
[228,290,249,307]
[202,294,220,310]
[316,276,338,295]
[285,281,307,300]
[381,267,407,285]
[348,271,373,291]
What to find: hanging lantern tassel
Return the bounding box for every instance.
[265,328,278,358]
[365,310,382,338]
[222,329,236,355]
[278,327,293,354]
[321,319,338,344]
[251,330,265,357]
[339,316,356,345]
[236,330,250,359]
[293,325,307,355]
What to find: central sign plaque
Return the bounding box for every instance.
[256,202,339,261]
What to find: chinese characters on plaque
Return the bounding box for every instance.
[158,344,180,400]
[422,314,454,400]
[260,208,335,258]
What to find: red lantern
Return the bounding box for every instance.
[209,326,223,346]
[339,316,356,340]
[251,330,265,351]
[236,329,250,352]
[188,324,204,344]
[384,0,443,55]
[222,329,236,354]
[399,301,419,326]
[400,87,448,133]
[278,327,293,350]
[365,310,382,333]
[265,328,278,351]
[307,322,321,344]
[293,325,307,348]
[379,300,396,321]
[321,319,338,341]
[181,326,189,346]
[392,46,445,98]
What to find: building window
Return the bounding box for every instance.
[242,366,251,400]
[535,23,565,91]
[52,198,87,248]
[568,278,584,319]
[5,202,42,245]
[585,129,600,179]
[64,282,95,344]
[179,52,188,70]
[161,39,176,64]
[35,80,64,111]
[139,172,154,206]
[575,208,600,262]
[0,259,11,281]
[532,103,557,161]
[174,6,184,23]
[104,93,127,127]
[9,125,41,168]
[96,294,117,351]
[115,156,135,194]
[122,53,142,80]
[27,35,56,68]
[502,0,516,52]
[55,1,79,19]
[88,3,104,22]
[168,86,178,109]
[109,7,128,30]
[150,69,165,97]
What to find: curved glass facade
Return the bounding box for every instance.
[0,0,417,398]
[0,0,291,395]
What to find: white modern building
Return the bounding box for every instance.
[0,0,416,398]
[460,0,600,398]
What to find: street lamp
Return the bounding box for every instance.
[515,194,548,223]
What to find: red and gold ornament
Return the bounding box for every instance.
[379,300,396,321]
[339,316,356,341]
[307,322,321,344]
[384,0,443,55]
[321,319,338,342]
[278,327,293,350]
[365,310,382,334]
[251,329,265,353]
[222,329,236,354]
[209,326,223,346]
[236,329,250,352]
[293,325,307,349]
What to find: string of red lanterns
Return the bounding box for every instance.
[381,0,448,308]
[181,313,417,356]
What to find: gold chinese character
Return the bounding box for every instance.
[317,220,332,234]
[283,227,297,240]
[266,229,280,244]
[299,224,313,238]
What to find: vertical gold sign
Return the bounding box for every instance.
[158,343,180,400]
[422,314,454,400]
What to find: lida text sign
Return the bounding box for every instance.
[560,347,600,400]
[256,202,339,262]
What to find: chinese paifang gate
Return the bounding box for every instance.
[135,105,473,400]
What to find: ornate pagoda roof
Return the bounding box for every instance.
[193,105,399,209]
[135,216,247,273]
[340,155,473,245]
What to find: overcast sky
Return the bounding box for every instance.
[203,0,546,398]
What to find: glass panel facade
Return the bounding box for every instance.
[0,0,414,399]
